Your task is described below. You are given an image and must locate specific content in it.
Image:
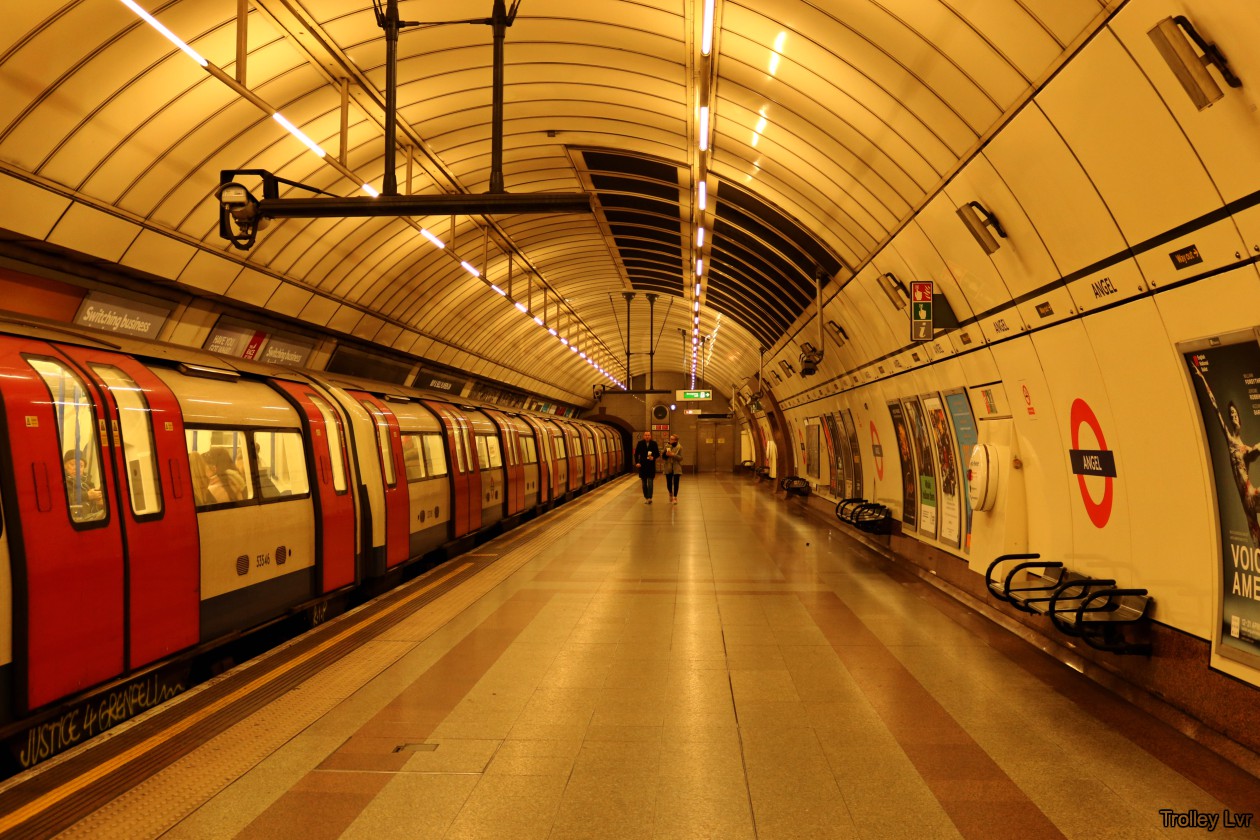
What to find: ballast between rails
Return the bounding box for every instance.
[0,319,626,775]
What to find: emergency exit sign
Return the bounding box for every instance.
[677,390,712,400]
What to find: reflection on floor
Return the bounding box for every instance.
[60,474,1260,839]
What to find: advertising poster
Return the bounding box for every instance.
[841,409,863,499]
[944,389,979,552]
[922,393,961,548]
[806,421,821,479]
[888,401,917,530]
[903,396,937,538]
[1186,338,1260,665]
[821,413,843,496]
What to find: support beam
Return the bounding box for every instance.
[255,193,592,218]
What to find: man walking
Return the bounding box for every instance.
[633,430,660,503]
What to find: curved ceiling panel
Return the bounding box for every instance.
[0,0,1110,403]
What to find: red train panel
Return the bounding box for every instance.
[0,337,125,711]
[271,380,357,591]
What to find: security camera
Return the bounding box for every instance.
[217,182,251,207]
[215,182,266,250]
[799,349,823,377]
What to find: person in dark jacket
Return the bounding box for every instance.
[633,430,661,504]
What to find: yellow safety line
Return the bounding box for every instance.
[0,561,475,832]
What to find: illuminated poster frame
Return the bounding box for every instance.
[887,401,917,531]
[1182,329,1260,671]
[922,392,962,549]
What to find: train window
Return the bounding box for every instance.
[362,401,396,487]
[554,435,566,458]
[460,425,474,472]
[185,429,254,508]
[254,430,309,499]
[421,433,448,476]
[91,365,162,518]
[27,357,108,525]
[521,435,538,464]
[477,435,502,469]
[308,395,348,493]
[401,433,427,481]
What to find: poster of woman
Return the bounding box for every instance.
[1185,337,1260,665]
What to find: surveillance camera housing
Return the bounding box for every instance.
[799,349,823,377]
[217,182,251,207]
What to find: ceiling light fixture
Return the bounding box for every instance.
[701,0,715,56]
[272,113,327,158]
[119,0,208,66]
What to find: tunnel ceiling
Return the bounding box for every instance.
[0,0,1114,405]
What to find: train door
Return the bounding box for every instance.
[577,425,597,484]
[423,401,480,537]
[0,339,125,711]
[485,410,523,515]
[351,393,407,569]
[523,417,553,504]
[55,346,201,670]
[270,380,357,591]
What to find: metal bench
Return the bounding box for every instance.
[780,476,811,496]
[985,553,1151,655]
[835,498,893,534]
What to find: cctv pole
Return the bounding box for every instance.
[381,0,403,196]
[646,292,657,390]
[489,0,508,193]
[623,292,635,388]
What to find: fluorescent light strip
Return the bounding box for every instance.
[515,301,528,313]
[491,285,506,295]
[460,261,480,277]
[362,183,380,197]
[272,113,327,158]
[698,181,707,210]
[119,0,208,66]
[697,227,705,248]
[699,106,710,151]
[696,258,703,275]
[701,0,715,56]
[421,228,445,249]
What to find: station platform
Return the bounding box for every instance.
[3,473,1259,840]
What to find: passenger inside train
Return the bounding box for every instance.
[61,450,103,519]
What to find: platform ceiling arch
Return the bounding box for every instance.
[0,0,1113,403]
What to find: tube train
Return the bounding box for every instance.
[0,317,626,767]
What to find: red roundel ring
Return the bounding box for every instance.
[1070,398,1113,528]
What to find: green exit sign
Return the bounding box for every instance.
[677,390,712,400]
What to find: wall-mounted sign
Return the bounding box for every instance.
[258,334,315,367]
[205,318,314,367]
[416,370,467,395]
[1170,243,1203,270]
[74,291,170,338]
[676,389,712,400]
[910,281,933,342]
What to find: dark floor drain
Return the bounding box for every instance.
[393,743,440,753]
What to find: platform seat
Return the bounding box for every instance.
[985,553,1152,656]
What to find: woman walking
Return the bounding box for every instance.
[661,433,683,503]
